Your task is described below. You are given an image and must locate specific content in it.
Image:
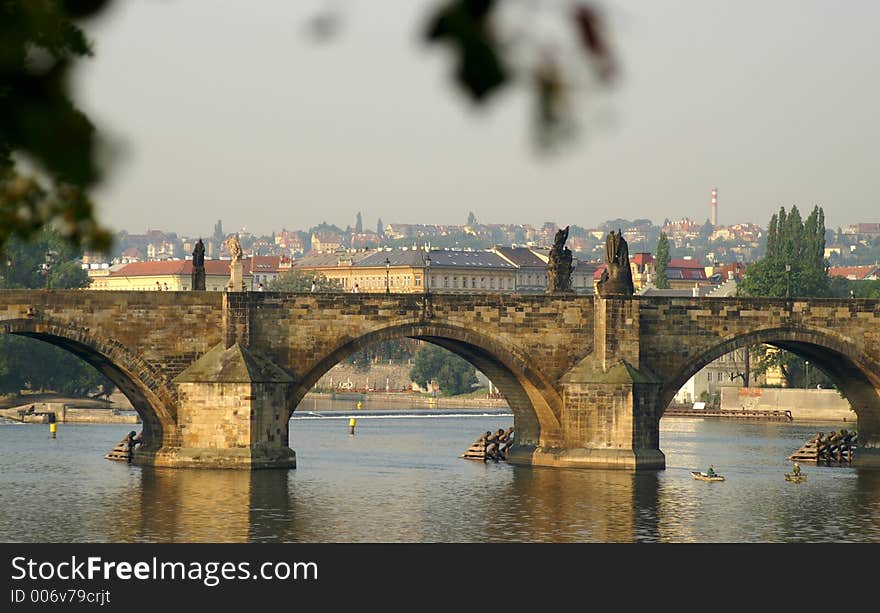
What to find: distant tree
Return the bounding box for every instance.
[3,227,89,290]
[0,335,111,396]
[654,232,670,289]
[377,218,384,237]
[0,226,110,396]
[355,212,363,234]
[600,218,632,233]
[310,222,346,236]
[739,205,832,389]
[739,205,829,299]
[467,211,478,226]
[268,270,338,292]
[345,339,418,371]
[700,218,714,240]
[829,277,880,300]
[409,343,477,396]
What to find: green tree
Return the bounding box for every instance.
[699,218,714,240]
[3,227,89,289]
[409,343,478,396]
[0,335,111,397]
[830,277,880,299]
[0,227,109,396]
[345,339,418,371]
[739,205,832,388]
[268,270,338,292]
[654,232,670,289]
[739,205,829,299]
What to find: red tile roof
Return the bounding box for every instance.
[667,258,705,269]
[828,265,879,280]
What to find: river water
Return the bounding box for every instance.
[1,408,877,543]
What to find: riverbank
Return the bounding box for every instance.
[0,392,139,424]
[301,391,509,410]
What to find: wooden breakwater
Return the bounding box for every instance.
[788,429,857,465]
[664,407,793,421]
[460,428,514,462]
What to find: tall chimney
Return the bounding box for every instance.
[710,187,717,226]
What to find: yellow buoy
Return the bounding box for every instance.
[349,418,356,435]
[357,401,362,410]
[49,422,58,438]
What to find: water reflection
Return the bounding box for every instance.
[485,467,657,542]
[2,417,879,542]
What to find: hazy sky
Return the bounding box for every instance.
[74,0,879,239]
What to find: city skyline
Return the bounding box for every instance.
[75,1,879,238]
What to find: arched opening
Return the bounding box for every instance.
[289,322,564,449]
[658,327,880,457]
[660,328,880,416]
[1,323,176,452]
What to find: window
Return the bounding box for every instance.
[707,372,712,382]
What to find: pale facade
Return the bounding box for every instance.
[288,247,601,294]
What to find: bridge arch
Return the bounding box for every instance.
[1,318,178,452]
[658,326,880,438]
[290,321,564,447]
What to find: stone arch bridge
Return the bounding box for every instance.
[1,290,878,470]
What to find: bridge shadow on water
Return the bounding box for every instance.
[107,464,666,543]
[97,456,880,543]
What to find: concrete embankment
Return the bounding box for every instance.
[0,401,139,424]
[721,387,855,423]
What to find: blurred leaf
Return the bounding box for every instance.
[0,0,114,254]
[425,0,508,102]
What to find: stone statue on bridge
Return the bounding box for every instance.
[226,235,242,263]
[596,229,634,297]
[547,226,573,293]
[191,239,206,291]
[226,234,245,292]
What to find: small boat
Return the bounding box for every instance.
[691,471,725,482]
[784,473,806,483]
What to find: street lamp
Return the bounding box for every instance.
[42,250,57,289]
[385,257,391,294]
[804,360,810,389]
[5,257,11,289]
[785,263,791,299]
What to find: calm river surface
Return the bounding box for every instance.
[1,407,877,543]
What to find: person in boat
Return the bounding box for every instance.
[792,462,801,476]
[706,465,716,478]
